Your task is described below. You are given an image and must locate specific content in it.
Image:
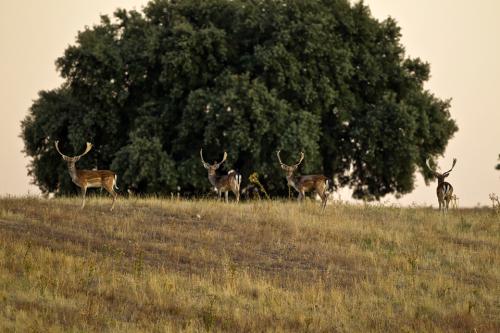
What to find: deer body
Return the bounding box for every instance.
[277,151,330,210]
[286,174,329,198]
[56,141,118,211]
[436,179,453,211]
[201,149,241,203]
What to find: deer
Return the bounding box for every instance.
[489,193,500,211]
[425,158,457,212]
[241,184,261,200]
[55,141,118,211]
[450,194,459,209]
[200,149,241,203]
[276,150,331,210]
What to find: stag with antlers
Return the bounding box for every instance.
[55,141,118,211]
[426,158,457,212]
[200,149,241,203]
[276,150,331,210]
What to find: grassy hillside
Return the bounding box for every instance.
[0,196,499,332]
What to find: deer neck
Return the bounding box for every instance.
[286,174,299,191]
[67,162,79,183]
[207,172,220,188]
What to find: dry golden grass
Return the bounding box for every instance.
[0,196,499,332]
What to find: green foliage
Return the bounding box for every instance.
[21,0,457,198]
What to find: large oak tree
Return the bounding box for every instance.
[22,0,457,199]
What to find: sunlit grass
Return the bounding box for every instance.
[0,196,498,332]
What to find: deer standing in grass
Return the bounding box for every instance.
[55,141,118,211]
[489,193,500,211]
[276,150,331,210]
[450,194,459,209]
[200,149,241,203]
[426,158,457,212]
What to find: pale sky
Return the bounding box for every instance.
[0,1,499,206]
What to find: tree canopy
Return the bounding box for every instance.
[21,0,457,199]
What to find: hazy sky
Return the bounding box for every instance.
[1,1,499,206]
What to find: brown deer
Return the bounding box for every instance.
[426,158,457,212]
[276,150,331,210]
[55,141,118,211]
[200,149,241,203]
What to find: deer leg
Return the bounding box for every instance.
[437,191,443,211]
[321,192,328,211]
[81,186,87,209]
[233,188,240,203]
[225,191,229,203]
[104,184,117,211]
[319,184,329,211]
[320,195,326,211]
[297,191,305,203]
[110,192,117,211]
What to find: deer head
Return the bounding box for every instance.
[276,150,304,177]
[200,149,227,175]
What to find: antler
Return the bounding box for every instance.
[200,148,210,168]
[442,158,457,176]
[216,152,227,168]
[200,149,227,168]
[425,158,440,176]
[54,141,69,158]
[276,150,286,167]
[55,141,92,159]
[293,152,305,168]
[76,142,93,158]
[277,150,304,169]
